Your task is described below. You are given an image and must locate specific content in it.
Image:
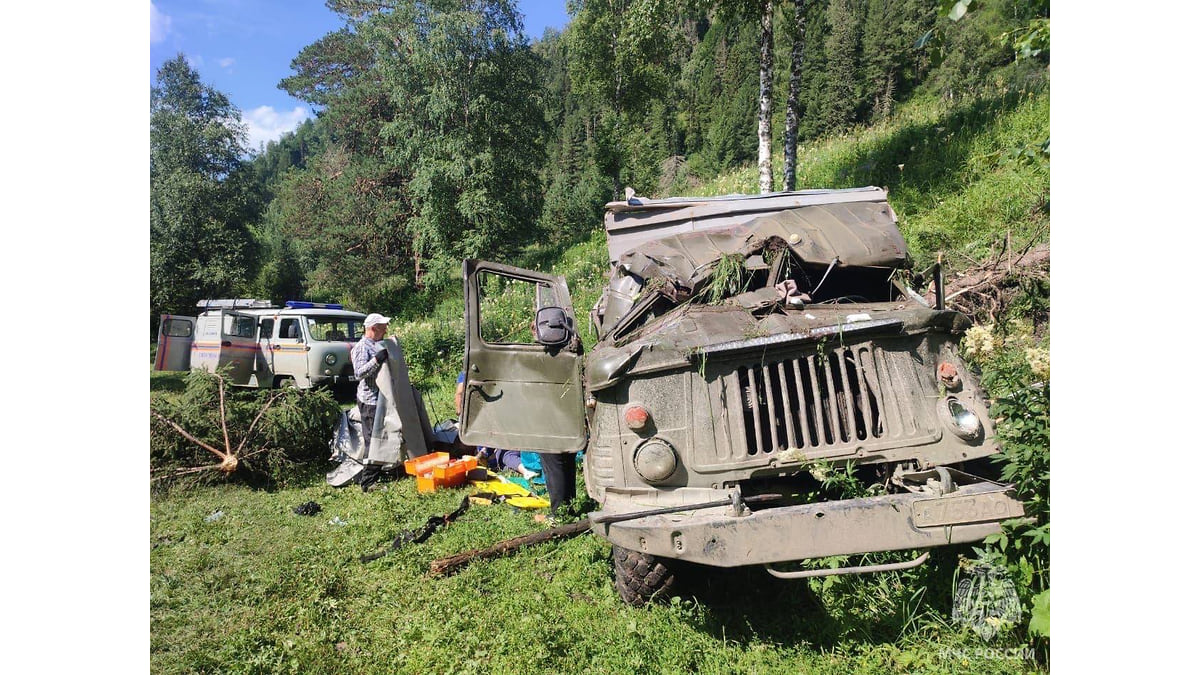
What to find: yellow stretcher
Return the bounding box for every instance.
[468,474,550,509]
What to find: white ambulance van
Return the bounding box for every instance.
[154,299,368,389]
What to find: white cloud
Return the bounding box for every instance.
[244,106,312,151]
[150,2,171,44]
[218,57,235,69]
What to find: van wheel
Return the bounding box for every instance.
[612,545,679,607]
[275,377,297,389]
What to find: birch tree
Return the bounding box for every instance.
[756,0,774,194]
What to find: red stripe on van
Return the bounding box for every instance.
[155,334,167,369]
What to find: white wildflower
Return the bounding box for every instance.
[809,464,828,482]
[1005,319,1035,347]
[963,324,996,359]
[1025,347,1050,380]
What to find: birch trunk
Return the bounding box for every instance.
[757,0,774,194]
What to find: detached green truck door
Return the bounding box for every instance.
[459,260,587,453]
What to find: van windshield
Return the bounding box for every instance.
[307,318,363,342]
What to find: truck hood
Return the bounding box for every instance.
[586,303,970,391]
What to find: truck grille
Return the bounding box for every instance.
[732,342,936,458]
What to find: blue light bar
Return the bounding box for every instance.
[284,300,344,310]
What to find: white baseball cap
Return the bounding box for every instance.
[363,313,391,328]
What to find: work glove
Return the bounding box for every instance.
[374,348,389,364]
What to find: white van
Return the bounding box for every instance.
[154,299,368,389]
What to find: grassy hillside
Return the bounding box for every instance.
[690,83,1050,268]
[152,82,1050,673]
[399,80,1050,414]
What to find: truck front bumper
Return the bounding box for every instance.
[589,479,1024,567]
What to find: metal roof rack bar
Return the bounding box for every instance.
[195,299,277,309]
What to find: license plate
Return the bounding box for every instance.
[912,491,1024,528]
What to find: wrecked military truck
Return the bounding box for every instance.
[459,187,1024,605]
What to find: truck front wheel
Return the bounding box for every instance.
[612,545,680,606]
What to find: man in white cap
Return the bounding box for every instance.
[351,312,391,489]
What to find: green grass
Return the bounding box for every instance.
[152,478,1039,674]
[152,80,1049,673]
[151,371,189,403]
[687,83,1050,270]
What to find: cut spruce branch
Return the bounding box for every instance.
[151,409,237,472]
[234,391,285,456]
[430,520,592,576]
[217,374,232,458]
[149,374,283,476]
[150,463,227,482]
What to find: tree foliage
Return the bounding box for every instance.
[269,0,545,306]
[150,55,260,319]
[235,0,1046,317]
[150,368,342,490]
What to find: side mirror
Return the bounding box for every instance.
[535,306,572,347]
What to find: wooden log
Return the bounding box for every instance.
[430,520,592,576]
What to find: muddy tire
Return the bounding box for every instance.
[612,545,679,606]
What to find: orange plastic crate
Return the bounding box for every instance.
[433,456,477,488]
[415,456,478,493]
[416,473,438,494]
[405,452,449,477]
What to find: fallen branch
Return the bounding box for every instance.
[150,463,225,482]
[217,374,232,458]
[363,497,473,563]
[151,410,233,468]
[429,520,592,576]
[925,243,1050,319]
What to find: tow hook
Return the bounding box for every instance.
[729,489,746,517]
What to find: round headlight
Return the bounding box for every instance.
[633,438,677,483]
[944,397,982,441]
[324,353,337,365]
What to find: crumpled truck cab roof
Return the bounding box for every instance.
[593,187,911,339]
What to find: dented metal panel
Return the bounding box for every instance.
[609,201,907,293]
[603,187,891,265]
[592,478,1024,567]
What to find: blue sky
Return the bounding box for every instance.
[150,1,570,152]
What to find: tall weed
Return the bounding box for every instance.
[963,311,1050,649]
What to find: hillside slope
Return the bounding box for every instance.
[399,81,1050,415]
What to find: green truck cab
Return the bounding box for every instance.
[461,188,1024,605]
